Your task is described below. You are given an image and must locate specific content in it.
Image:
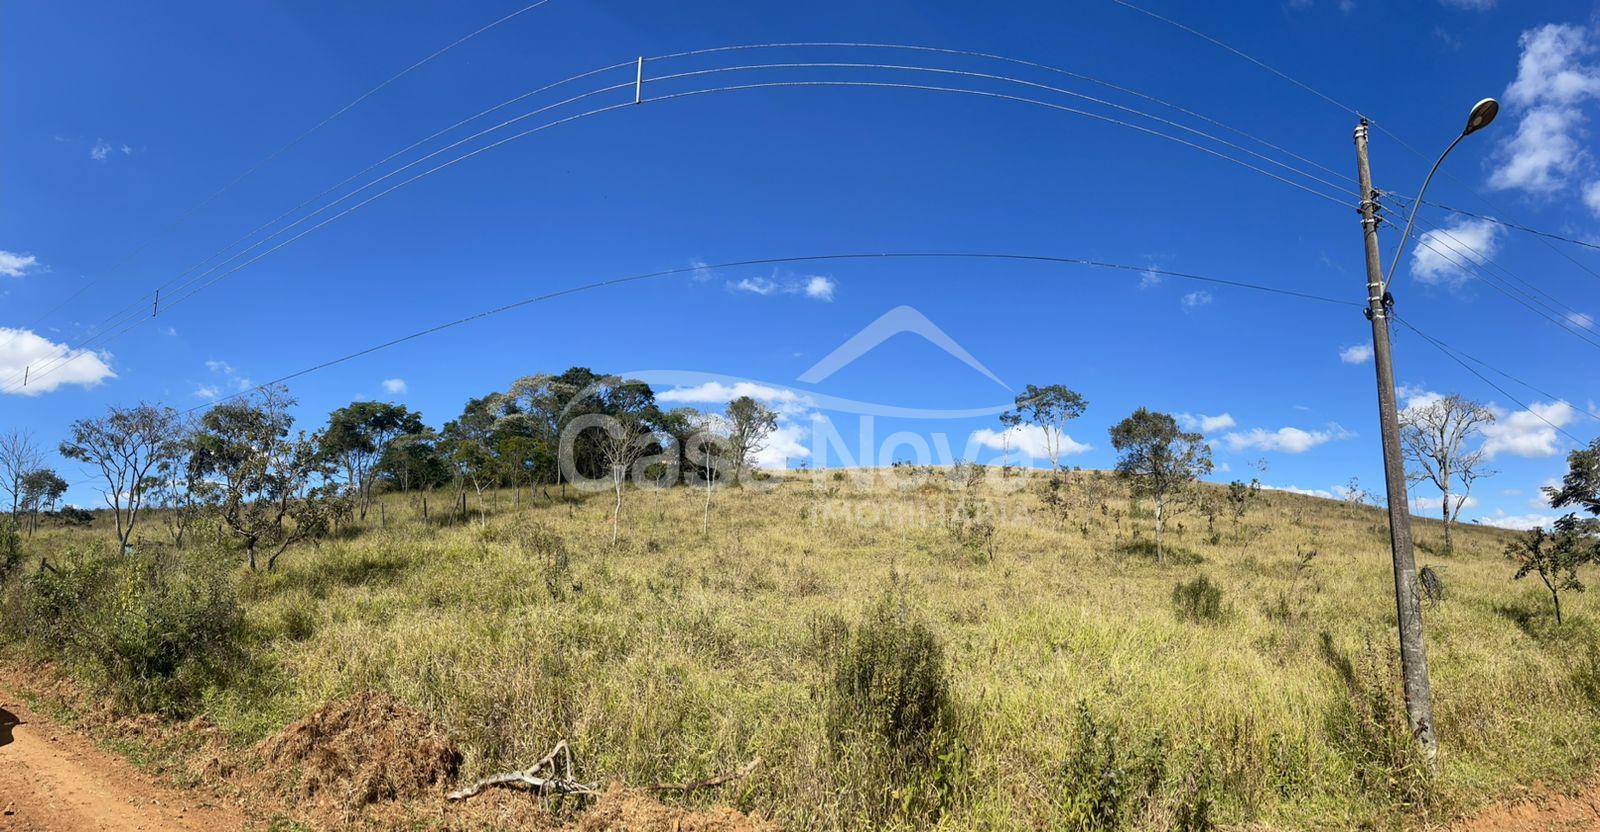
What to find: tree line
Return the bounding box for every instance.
[0,366,779,569]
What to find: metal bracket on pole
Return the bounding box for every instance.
[153,289,160,317]
[22,366,27,387]
[634,57,643,104]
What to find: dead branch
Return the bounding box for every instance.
[447,743,761,803]
[646,757,762,793]
[446,741,597,801]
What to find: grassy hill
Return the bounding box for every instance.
[3,468,1597,830]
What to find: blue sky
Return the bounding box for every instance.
[3,0,1598,527]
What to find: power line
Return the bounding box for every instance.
[0,0,558,354]
[20,45,1357,382]
[1392,315,1590,444]
[174,250,1356,415]
[6,67,1361,394]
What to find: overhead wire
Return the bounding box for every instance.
[19,45,1361,382]
[0,0,560,354]
[4,60,1361,394]
[172,250,1358,416]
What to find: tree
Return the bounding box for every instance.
[319,401,424,520]
[725,396,778,483]
[1400,394,1494,553]
[1505,517,1598,624]
[19,468,67,535]
[1007,384,1087,472]
[190,387,339,570]
[1545,438,1600,517]
[0,429,43,519]
[59,403,181,552]
[1109,408,1213,563]
[574,376,658,544]
[148,426,207,547]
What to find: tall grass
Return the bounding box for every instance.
[5,469,1599,829]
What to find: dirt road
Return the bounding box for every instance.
[0,694,243,832]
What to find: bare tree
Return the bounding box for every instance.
[724,396,778,484]
[59,404,181,552]
[1400,394,1494,553]
[0,429,44,519]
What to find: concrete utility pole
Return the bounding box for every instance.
[1353,118,1436,760]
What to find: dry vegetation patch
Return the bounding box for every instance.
[260,689,461,810]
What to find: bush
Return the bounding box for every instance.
[824,594,961,824]
[0,522,22,582]
[1172,575,1225,623]
[7,546,245,714]
[1058,702,1167,831]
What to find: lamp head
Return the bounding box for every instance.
[1463,98,1499,136]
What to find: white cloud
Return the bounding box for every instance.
[1585,181,1600,217]
[1398,384,1446,413]
[1413,494,1480,511]
[804,276,836,301]
[1410,217,1504,285]
[1480,400,1576,458]
[731,277,778,296]
[970,423,1091,460]
[752,420,811,469]
[192,384,221,401]
[1270,484,1336,499]
[0,327,115,395]
[1181,291,1212,309]
[0,250,39,278]
[657,381,805,409]
[1177,412,1236,433]
[1490,24,1600,195]
[90,139,112,161]
[202,358,252,393]
[1138,267,1163,289]
[728,272,837,301]
[1506,24,1600,107]
[1474,509,1557,530]
[1440,0,1493,7]
[1224,424,1353,454]
[1567,311,1595,329]
[1339,343,1374,364]
[382,378,407,394]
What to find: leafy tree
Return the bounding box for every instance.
[190,387,339,571]
[1507,437,1600,623]
[19,468,68,535]
[1545,438,1600,516]
[1400,394,1495,553]
[1109,408,1213,563]
[148,427,208,547]
[1007,384,1087,472]
[319,401,424,520]
[1505,517,1598,624]
[59,403,181,552]
[0,429,44,518]
[725,396,779,483]
[377,429,450,494]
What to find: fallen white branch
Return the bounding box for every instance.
[446,740,597,801]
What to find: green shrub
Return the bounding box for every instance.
[8,546,245,714]
[0,522,22,582]
[1172,575,1225,623]
[825,594,961,824]
[1058,703,1167,831]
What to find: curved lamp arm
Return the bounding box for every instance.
[1381,132,1464,294]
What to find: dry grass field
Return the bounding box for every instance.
[3,467,1598,830]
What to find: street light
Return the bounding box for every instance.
[1382,97,1499,291]
[1350,97,1497,764]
